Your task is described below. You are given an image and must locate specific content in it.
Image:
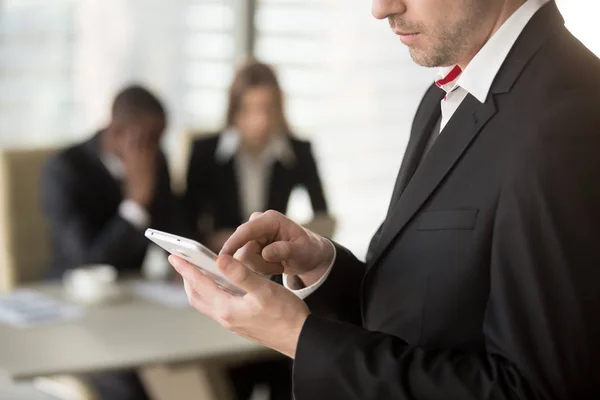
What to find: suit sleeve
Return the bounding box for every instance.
[293,103,600,399]
[41,158,149,275]
[184,141,213,240]
[152,152,186,236]
[303,243,365,325]
[299,142,328,213]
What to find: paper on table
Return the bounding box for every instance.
[128,280,189,308]
[0,290,83,328]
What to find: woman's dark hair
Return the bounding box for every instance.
[225,60,291,134]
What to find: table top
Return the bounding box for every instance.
[0,282,268,380]
[0,383,59,400]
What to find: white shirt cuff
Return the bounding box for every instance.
[119,200,150,230]
[283,239,336,300]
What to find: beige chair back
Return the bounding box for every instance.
[0,147,56,292]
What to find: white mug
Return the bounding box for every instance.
[63,265,117,304]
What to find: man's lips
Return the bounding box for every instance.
[393,30,420,45]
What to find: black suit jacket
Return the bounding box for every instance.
[41,132,180,278]
[294,3,600,399]
[185,134,328,237]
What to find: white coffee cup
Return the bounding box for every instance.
[63,265,118,304]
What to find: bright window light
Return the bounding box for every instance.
[557,0,600,57]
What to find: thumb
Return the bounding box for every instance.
[217,254,269,294]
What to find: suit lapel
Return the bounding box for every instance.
[266,161,289,211]
[386,87,444,216]
[366,86,443,261]
[369,95,497,267]
[216,157,244,224]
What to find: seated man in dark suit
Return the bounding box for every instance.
[42,85,178,278]
[41,85,179,400]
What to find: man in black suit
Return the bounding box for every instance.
[42,85,177,279]
[41,86,178,400]
[169,0,600,399]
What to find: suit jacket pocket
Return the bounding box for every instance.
[415,209,478,231]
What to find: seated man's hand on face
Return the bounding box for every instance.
[168,210,335,358]
[121,126,159,209]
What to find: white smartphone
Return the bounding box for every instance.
[144,228,246,296]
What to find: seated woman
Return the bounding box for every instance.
[185,60,330,253]
[184,60,330,400]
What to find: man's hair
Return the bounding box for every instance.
[111,85,165,120]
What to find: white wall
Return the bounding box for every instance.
[557,0,600,56]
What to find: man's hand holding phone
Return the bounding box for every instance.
[168,211,334,358]
[222,211,334,287]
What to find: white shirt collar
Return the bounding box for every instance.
[215,128,296,167]
[437,0,550,103]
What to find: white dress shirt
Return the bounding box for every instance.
[284,0,550,299]
[215,128,296,221]
[436,0,550,131]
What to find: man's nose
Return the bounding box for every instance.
[372,0,406,20]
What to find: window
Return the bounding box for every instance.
[557,0,600,57]
[0,0,75,147]
[0,0,242,158]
